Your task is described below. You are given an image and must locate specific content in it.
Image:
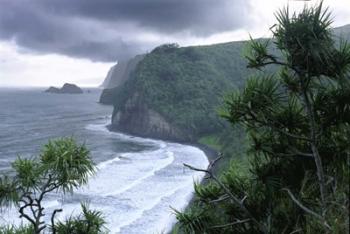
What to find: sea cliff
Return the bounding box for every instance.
[100,42,250,141]
[100,24,350,142]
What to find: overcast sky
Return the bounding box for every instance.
[0,0,349,87]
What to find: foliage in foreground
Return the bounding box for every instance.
[0,138,106,234]
[0,225,34,234]
[54,203,107,234]
[176,2,350,233]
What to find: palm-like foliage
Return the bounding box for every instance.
[54,203,107,234]
[173,208,212,234]
[40,138,95,193]
[177,2,350,233]
[0,176,19,207]
[0,225,35,234]
[0,138,104,234]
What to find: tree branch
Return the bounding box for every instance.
[51,208,63,234]
[209,194,230,204]
[260,147,313,159]
[19,203,36,227]
[210,218,251,229]
[282,188,330,229]
[184,163,267,233]
[301,88,327,209]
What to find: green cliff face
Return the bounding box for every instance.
[102,42,253,141]
[101,25,350,142]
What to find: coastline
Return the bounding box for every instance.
[167,143,219,234]
[108,128,220,233]
[192,143,219,163]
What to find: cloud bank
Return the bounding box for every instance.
[0,0,251,62]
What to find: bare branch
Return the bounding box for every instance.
[288,146,314,157]
[209,195,230,204]
[260,147,313,159]
[282,188,330,229]
[184,163,211,175]
[208,155,223,171]
[210,218,251,229]
[290,229,303,234]
[19,204,36,227]
[51,208,63,234]
[301,88,327,208]
[240,195,248,205]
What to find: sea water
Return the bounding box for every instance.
[0,88,208,233]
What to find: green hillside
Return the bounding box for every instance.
[135,43,252,133]
[103,41,259,142]
[101,23,349,144]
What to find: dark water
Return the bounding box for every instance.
[0,88,148,172]
[0,88,208,233]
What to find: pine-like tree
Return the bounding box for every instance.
[177,2,350,233]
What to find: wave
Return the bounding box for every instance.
[0,117,209,234]
[83,120,210,233]
[104,151,175,197]
[85,120,167,148]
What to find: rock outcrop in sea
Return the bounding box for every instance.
[45,83,83,94]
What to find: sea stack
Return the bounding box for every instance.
[45,83,83,94]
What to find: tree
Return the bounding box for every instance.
[0,138,106,234]
[177,2,349,233]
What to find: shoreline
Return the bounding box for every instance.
[108,127,219,161]
[191,143,219,163]
[108,128,220,233]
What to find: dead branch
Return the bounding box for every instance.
[282,188,330,229]
[210,218,251,229]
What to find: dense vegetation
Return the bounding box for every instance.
[103,23,348,150]
[175,2,350,233]
[0,138,106,234]
[105,39,258,139]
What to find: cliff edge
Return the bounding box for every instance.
[100,43,250,141]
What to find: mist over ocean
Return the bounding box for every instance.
[0,88,208,233]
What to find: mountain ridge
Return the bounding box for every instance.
[100,24,350,142]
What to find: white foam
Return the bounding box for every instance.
[97,155,121,170]
[85,120,166,148]
[0,120,210,234]
[104,151,175,197]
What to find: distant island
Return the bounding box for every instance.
[45,83,83,94]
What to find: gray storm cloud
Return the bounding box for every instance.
[0,0,251,62]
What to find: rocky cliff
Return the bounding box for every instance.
[100,54,144,89]
[109,92,192,142]
[333,24,350,38]
[101,24,350,142]
[101,42,250,141]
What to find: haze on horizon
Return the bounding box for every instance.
[0,0,349,87]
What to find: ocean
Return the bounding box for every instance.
[0,88,208,233]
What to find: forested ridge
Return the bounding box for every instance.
[102,22,348,150]
[103,40,256,142]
